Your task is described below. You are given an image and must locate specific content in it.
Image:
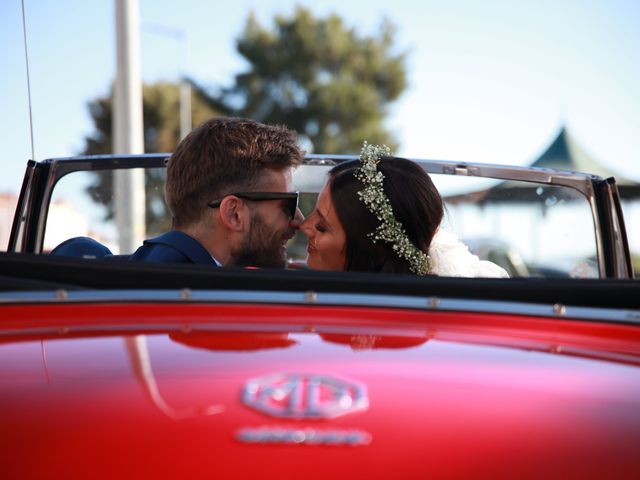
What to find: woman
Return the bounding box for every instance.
[299,143,508,277]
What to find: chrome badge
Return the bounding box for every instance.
[236,426,371,446]
[242,373,369,419]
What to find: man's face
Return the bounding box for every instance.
[231,168,300,268]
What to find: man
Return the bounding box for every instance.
[129,117,305,268]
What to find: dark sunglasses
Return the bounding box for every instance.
[208,191,299,218]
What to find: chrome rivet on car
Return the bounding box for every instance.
[428,297,439,309]
[55,289,68,300]
[553,303,566,316]
[304,291,318,303]
[180,288,192,300]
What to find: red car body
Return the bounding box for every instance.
[2,299,639,479]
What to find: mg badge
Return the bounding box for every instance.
[242,373,369,419]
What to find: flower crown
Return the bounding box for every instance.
[354,142,431,275]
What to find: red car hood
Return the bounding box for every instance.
[1,302,639,479]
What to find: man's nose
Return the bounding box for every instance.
[290,208,305,229]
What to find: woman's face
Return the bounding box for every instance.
[299,181,347,271]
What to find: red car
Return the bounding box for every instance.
[1,154,638,479]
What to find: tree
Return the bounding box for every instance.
[82,8,407,234]
[82,82,219,235]
[206,7,407,153]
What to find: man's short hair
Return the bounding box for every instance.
[165,117,304,227]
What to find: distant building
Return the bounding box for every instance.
[0,193,110,252]
[520,127,639,255]
[42,199,91,252]
[529,127,640,199]
[530,127,640,266]
[0,193,17,251]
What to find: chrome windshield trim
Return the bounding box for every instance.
[305,154,602,194]
[42,153,603,194]
[0,290,637,325]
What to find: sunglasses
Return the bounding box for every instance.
[208,191,299,218]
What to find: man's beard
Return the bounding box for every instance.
[232,212,287,268]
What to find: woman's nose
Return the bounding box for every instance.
[289,208,305,229]
[298,215,313,237]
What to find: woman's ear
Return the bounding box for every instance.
[218,196,249,232]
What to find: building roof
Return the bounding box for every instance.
[444,127,640,203]
[532,127,637,187]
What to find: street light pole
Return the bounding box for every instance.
[113,0,146,253]
[179,73,192,141]
[142,23,192,140]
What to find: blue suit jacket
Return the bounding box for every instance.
[128,231,218,265]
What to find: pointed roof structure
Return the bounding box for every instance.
[448,127,640,203]
[532,127,637,188]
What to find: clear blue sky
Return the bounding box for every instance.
[1,0,639,195]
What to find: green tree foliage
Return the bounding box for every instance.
[82,82,219,234]
[82,9,407,235]
[207,7,407,153]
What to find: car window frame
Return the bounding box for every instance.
[8,153,633,279]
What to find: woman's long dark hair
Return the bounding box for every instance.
[329,157,444,274]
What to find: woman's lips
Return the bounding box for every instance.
[307,243,317,254]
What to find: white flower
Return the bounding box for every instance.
[355,142,430,275]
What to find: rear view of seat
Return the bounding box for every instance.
[50,237,113,259]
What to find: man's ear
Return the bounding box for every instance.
[218,196,249,232]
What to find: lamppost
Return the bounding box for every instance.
[142,23,192,140]
[114,0,145,254]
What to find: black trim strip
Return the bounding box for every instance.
[8,160,36,252]
[0,252,638,310]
